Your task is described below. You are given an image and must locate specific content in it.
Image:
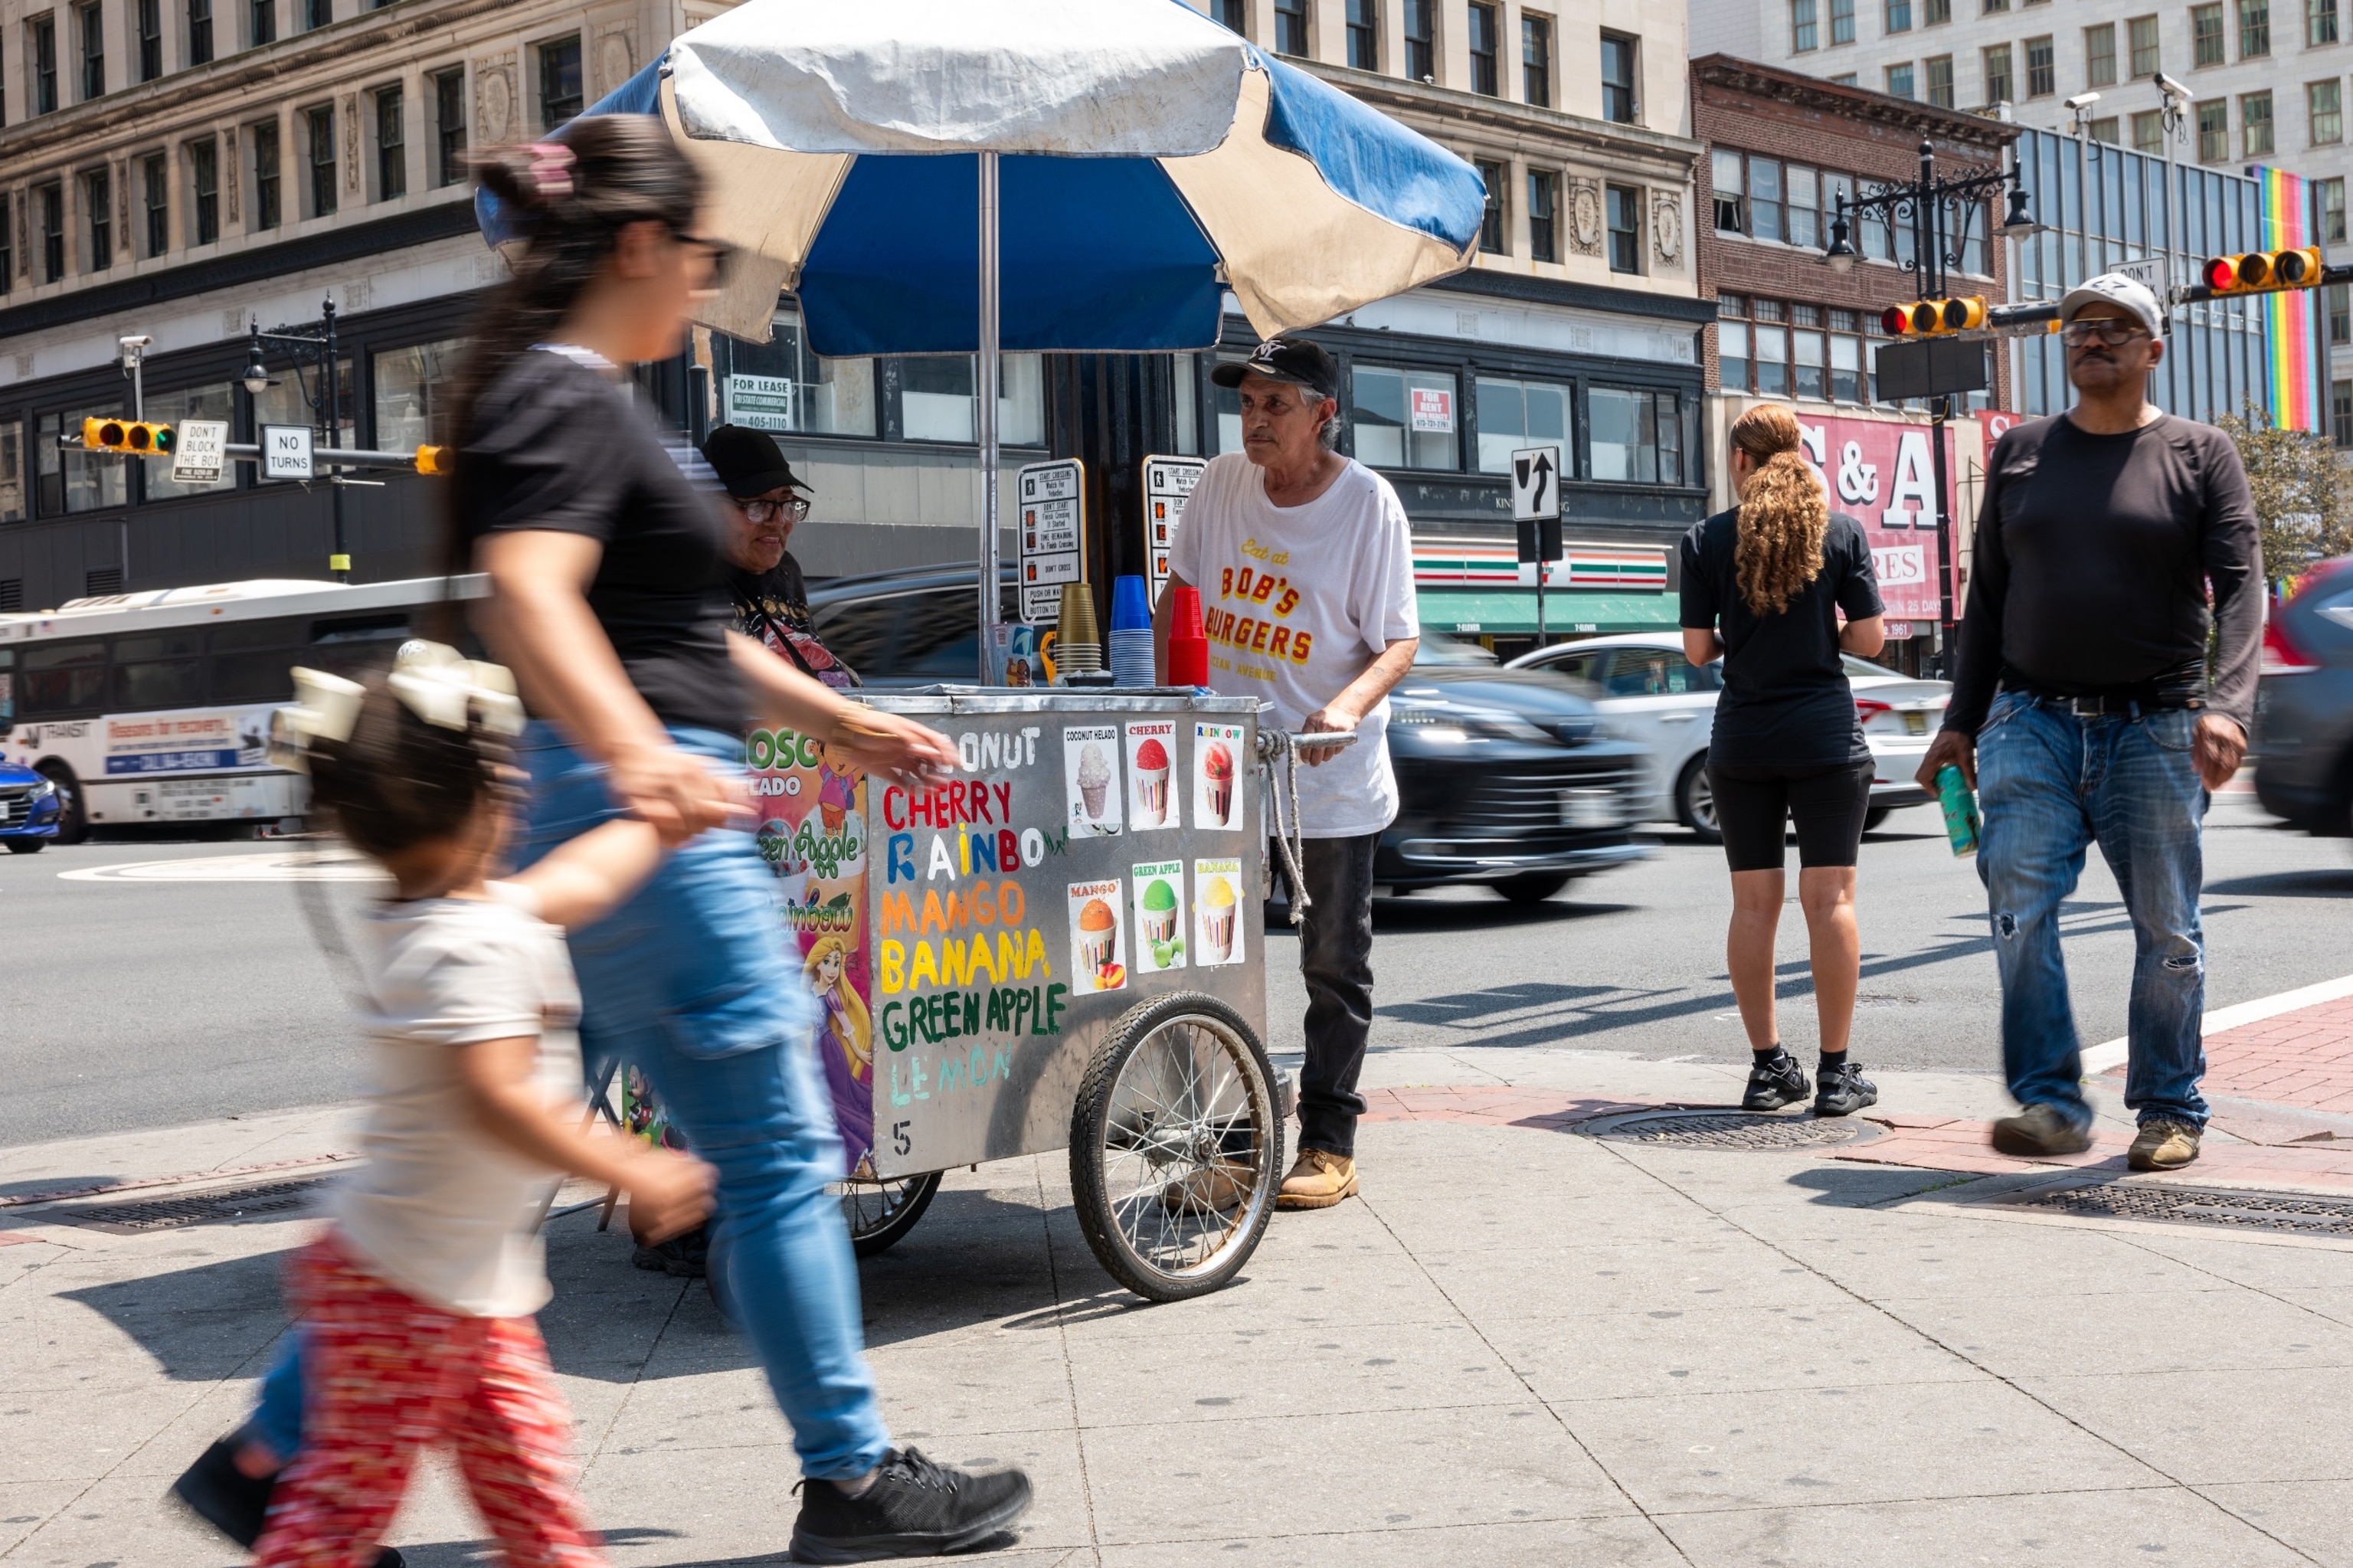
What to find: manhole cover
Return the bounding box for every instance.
[1994,1182,2353,1237]
[51,1177,331,1233]
[1584,1110,1880,1151]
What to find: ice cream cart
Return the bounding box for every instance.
[735,687,1291,1302]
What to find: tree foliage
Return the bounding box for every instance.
[2215,403,2353,587]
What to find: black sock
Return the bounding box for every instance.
[1818,1049,1847,1077]
[1753,1045,1788,1068]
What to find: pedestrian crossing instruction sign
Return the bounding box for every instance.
[1017,458,1086,624]
[1142,456,1205,601]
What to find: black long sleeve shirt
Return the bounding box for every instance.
[1944,411,2262,736]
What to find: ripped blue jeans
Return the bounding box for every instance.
[1975,691,2210,1132]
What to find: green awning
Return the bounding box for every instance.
[1416,588,1679,637]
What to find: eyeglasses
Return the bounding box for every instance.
[741,497,810,523]
[2060,320,2152,347]
[670,228,735,290]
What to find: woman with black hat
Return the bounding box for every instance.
[702,423,859,690]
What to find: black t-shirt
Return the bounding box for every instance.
[456,349,745,736]
[729,557,861,692]
[1679,508,1883,768]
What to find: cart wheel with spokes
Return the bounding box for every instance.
[1070,992,1283,1302]
[836,1169,943,1258]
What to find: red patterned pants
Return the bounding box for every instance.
[254,1232,605,1568]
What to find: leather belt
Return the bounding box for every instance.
[2012,689,2193,718]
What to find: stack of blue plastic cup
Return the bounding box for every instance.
[1109,574,1156,689]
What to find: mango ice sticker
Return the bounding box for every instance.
[1068,878,1128,992]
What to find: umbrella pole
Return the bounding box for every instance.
[976,149,1003,681]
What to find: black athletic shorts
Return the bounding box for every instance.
[1707,759,1876,873]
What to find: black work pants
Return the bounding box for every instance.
[1273,832,1379,1158]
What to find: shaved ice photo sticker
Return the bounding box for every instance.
[1193,722,1245,831]
[1125,721,1180,830]
[1131,861,1186,973]
[1069,879,1128,992]
[1193,858,1245,966]
[1063,725,1123,838]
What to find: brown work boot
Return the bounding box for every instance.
[1990,1102,2093,1157]
[1162,1161,1253,1214]
[1277,1148,1358,1210]
[2129,1118,2202,1171]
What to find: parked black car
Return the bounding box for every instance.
[807,569,1651,901]
[2253,555,2353,837]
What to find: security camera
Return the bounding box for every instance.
[2063,91,2100,110]
[2155,71,2193,101]
[117,334,152,352]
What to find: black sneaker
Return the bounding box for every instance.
[633,1223,709,1278]
[789,1447,1034,1563]
[170,1437,405,1566]
[1742,1052,1811,1111]
[1814,1059,1878,1117]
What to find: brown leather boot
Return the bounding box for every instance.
[1276,1148,1359,1210]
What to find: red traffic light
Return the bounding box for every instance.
[1880,305,1915,336]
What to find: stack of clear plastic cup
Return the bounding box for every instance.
[1108,574,1155,689]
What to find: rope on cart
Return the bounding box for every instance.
[1258,729,1314,927]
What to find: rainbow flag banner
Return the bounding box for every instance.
[1414,540,1668,591]
[2254,165,2320,433]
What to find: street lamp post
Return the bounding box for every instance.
[1821,142,2039,671]
[243,297,352,584]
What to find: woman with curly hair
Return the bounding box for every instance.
[1680,404,1887,1118]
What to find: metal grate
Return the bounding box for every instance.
[54,1177,329,1232]
[1588,1110,1878,1150]
[1999,1182,2353,1236]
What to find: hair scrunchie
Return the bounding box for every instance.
[527,142,576,199]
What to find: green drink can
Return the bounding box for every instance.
[1936,764,1980,858]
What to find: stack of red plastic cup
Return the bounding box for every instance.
[1167,584,1209,687]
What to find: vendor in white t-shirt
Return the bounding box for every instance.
[1157,336,1419,1213]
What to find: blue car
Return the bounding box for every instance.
[0,761,64,853]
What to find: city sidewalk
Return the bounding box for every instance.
[8,989,2353,1566]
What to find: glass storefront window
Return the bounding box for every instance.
[1349,364,1458,470]
[35,408,128,515]
[0,421,23,523]
[1589,388,1683,485]
[1213,355,1247,456]
[727,309,878,439]
[892,354,1044,446]
[371,338,463,453]
[1472,375,1572,474]
[142,384,237,501]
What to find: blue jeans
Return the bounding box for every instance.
[1975,691,2211,1133]
[247,725,891,1481]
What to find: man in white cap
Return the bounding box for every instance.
[1917,272,2260,1170]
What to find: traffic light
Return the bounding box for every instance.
[2202,247,2323,295]
[80,417,176,454]
[413,444,451,476]
[1879,297,1989,336]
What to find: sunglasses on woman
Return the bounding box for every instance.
[670,228,736,290]
[740,497,810,523]
[2060,320,2151,348]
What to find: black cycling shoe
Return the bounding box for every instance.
[1742,1052,1812,1111]
[170,1437,406,1566]
[1814,1059,1879,1117]
[633,1223,709,1278]
[789,1447,1034,1563]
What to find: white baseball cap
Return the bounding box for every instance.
[2058,272,2166,336]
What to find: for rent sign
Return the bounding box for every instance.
[1791,413,1955,623]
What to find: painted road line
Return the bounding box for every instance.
[57,850,380,882]
[2081,971,2353,1075]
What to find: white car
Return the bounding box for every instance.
[1504,632,1949,840]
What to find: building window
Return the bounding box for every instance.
[0,195,11,294]
[252,117,280,228]
[2328,283,2351,344]
[2085,24,2116,85]
[1830,313,1866,401]
[1926,53,1955,105]
[2335,381,2353,450]
[2319,177,2347,242]
[1216,0,1244,31]
[76,0,102,98]
[188,136,218,243]
[249,0,273,47]
[2025,35,2054,94]
[137,0,160,80]
[2242,90,2273,152]
[1467,2,1497,93]
[2315,80,2345,144]
[731,308,881,440]
[2239,0,2270,54]
[1983,43,2013,103]
[142,149,167,254]
[1746,156,1782,241]
[302,0,325,27]
[1831,70,1857,82]
[538,35,581,129]
[1349,364,1458,470]
[1275,0,1308,55]
[1403,0,1432,80]
[1886,61,1916,97]
[306,103,335,216]
[371,337,463,450]
[187,0,211,64]
[31,14,57,113]
[1590,388,1682,485]
[2196,97,2228,158]
[1831,0,1856,43]
[433,67,466,185]
[2090,114,2121,141]
[38,182,65,280]
[2129,14,2162,73]
[1605,183,1642,273]
[2192,2,2224,64]
[1521,12,1550,104]
[1600,33,1637,121]
[1720,320,1751,392]
[1710,147,1745,232]
[1474,158,1506,252]
[2132,107,2165,149]
[1924,0,1950,21]
[1887,0,1912,29]
[1792,303,1828,401]
[83,165,111,270]
[1474,375,1571,475]
[1345,0,1377,68]
[2311,0,2339,44]
[1527,169,1559,261]
[1984,0,2006,11]
[375,83,404,198]
[1785,165,1819,247]
[1792,0,1818,51]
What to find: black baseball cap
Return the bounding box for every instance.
[702,424,813,499]
[1210,337,1338,401]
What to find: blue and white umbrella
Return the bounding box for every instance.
[496,0,1485,648]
